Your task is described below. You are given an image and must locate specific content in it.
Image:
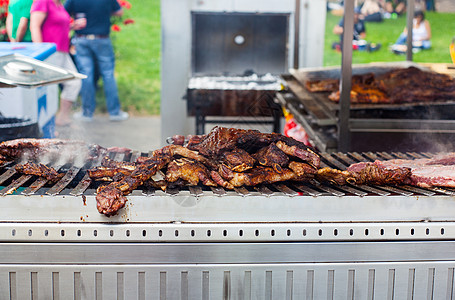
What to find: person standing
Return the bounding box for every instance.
[30,0,83,126]
[64,0,129,122]
[6,0,33,42]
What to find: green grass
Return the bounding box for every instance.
[324,11,455,66]
[98,5,454,115]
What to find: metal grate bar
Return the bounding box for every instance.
[189,186,203,197]
[254,185,274,196]
[404,152,426,159]
[129,151,141,162]
[274,184,299,196]
[21,176,49,195]
[319,153,349,170]
[372,185,414,196]
[211,186,227,196]
[70,156,104,196]
[339,185,368,197]
[0,174,32,196]
[165,187,179,196]
[234,187,251,196]
[428,187,455,196]
[46,166,80,196]
[316,185,345,196]
[0,168,17,186]
[357,185,391,196]
[363,152,381,161]
[292,183,322,196]
[333,152,357,165]
[377,152,395,160]
[142,186,156,196]
[399,185,436,196]
[391,152,409,159]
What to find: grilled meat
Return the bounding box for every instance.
[88,167,134,181]
[376,153,455,188]
[288,161,317,178]
[96,183,128,217]
[166,158,216,186]
[95,151,172,216]
[305,78,339,92]
[346,161,412,185]
[90,127,322,216]
[221,148,255,172]
[191,126,261,157]
[253,143,289,173]
[0,138,106,162]
[151,145,216,169]
[228,166,299,187]
[193,127,320,168]
[88,156,138,181]
[101,156,136,170]
[210,169,234,189]
[14,162,64,183]
[316,167,356,185]
[275,141,320,168]
[307,67,455,105]
[328,84,389,104]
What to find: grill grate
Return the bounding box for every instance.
[0,151,452,198]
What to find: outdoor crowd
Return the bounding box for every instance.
[331,0,433,54]
[5,0,129,127]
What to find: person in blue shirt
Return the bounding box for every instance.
[65,0,129,122]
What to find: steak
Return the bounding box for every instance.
[378,153,455,188]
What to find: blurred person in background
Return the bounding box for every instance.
[64,0,129,122]
[384,0,406,16]
[332,7,366,50]
[392,10,431,52]
[6,0,33,42]
[359,0,384,22]
[30,0,84,126]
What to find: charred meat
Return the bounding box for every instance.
[166,158,217,187]
[307,67,455,105]
[15,162,64,183]
[253,143,289,173]
[221,148,255,172]
[0,138,106,162]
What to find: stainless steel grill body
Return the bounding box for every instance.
[2,151,455,299]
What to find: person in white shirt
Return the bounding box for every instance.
[393,10,431,50]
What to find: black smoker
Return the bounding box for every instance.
[186,12,288,135]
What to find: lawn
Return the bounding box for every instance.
[106,4,454,115]
[324,10,455,66]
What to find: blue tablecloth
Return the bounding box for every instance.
[0,42,56,61]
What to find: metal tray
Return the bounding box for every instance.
[0,54,85,88]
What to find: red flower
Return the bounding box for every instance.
[112,24,121,32]
[0,28,6,35]
[123,18,134,25]
[117,0,131,9]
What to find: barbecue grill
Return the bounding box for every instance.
[278,62,455,153]
[160,0,327,142]
[2,148,455,298]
